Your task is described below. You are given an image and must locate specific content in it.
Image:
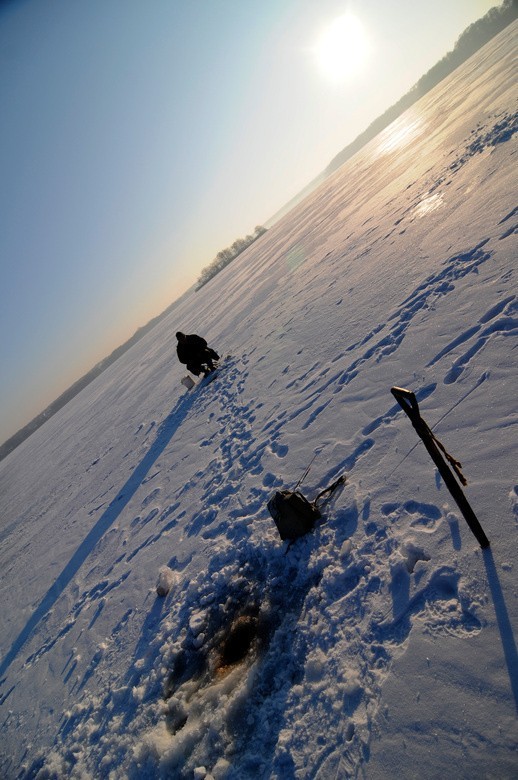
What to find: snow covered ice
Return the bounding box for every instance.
[1,22,517,780]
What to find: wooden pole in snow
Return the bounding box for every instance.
[391,386,489,549]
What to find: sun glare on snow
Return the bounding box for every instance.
[377,116,423,155]
[314,12,370,82]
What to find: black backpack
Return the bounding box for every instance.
[267,475,345,541]
[267,491,321,541]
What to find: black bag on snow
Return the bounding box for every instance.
[267,490,321,541]
[267,475,345,541]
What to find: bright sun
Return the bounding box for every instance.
[314,12,370,82]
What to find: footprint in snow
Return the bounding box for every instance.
[377,566,482,644]
[381,499,442,533]
[141,486,161,507]
[270,440,289,458]
[262,471,283,488]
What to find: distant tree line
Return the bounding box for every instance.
[196,225,268,290]
[326,0,517,174]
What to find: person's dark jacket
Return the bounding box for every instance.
[176,333,209,365]
[176,332,219,375]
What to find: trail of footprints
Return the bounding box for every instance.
[427,293,517,384]
[284,240,497,433]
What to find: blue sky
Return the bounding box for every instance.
[0,0,496,442]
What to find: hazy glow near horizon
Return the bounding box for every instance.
[0,0,498,443]
[314,12,370,82]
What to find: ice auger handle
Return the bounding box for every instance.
[389,385,489,549]
[391,386,420,419]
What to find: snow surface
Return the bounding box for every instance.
[1,23,517,780]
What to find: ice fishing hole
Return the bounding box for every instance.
[216,614,260,673]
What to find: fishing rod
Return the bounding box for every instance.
[294,450,321,490]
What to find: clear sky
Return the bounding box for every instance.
[0,0,497,443]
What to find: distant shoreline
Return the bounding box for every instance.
[0,286,194,462]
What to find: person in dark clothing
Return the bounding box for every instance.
[176,332,220,377]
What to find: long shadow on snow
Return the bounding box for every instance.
[0,390,198,682]
[483,549,518,714]
[114,595,168,731]
[54,596,170,757]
